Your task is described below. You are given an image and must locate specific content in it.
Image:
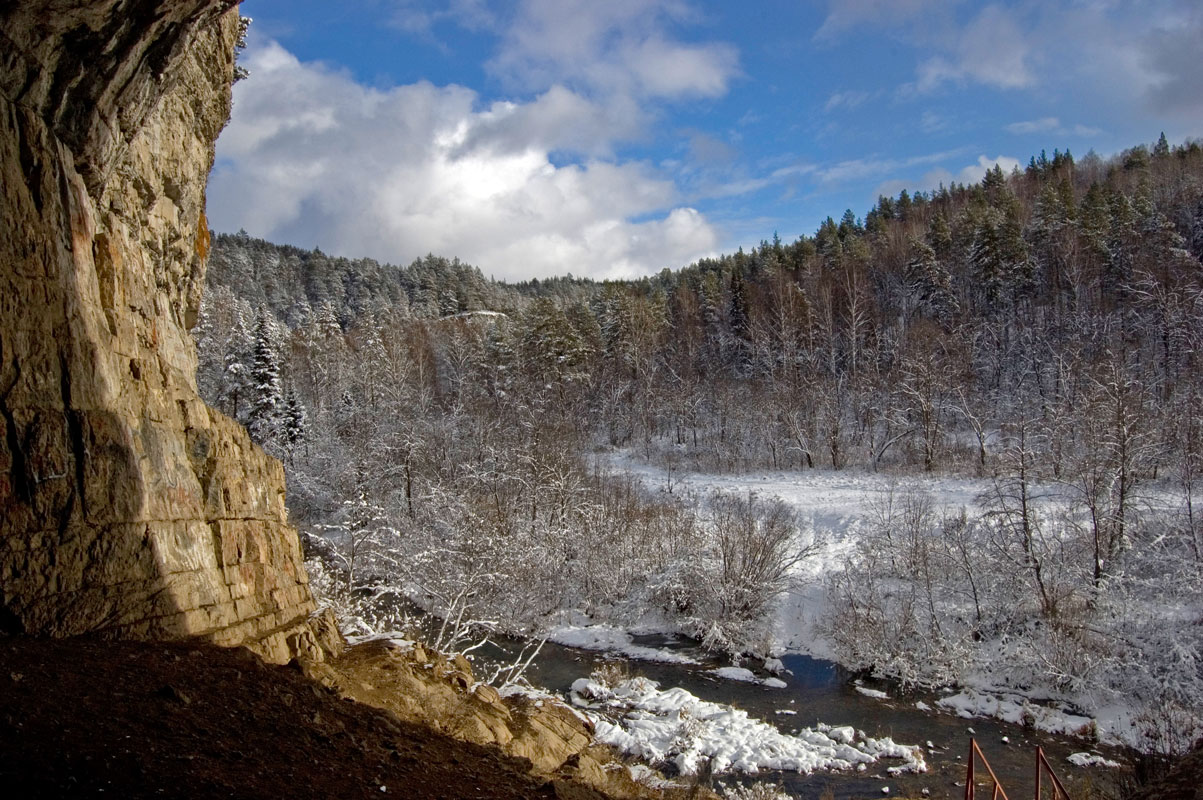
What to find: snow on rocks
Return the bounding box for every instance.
[711,666,788,688]
[548,624,699,665]
[1067,753,1122,769]
[854,686,890,700]
[936,690,1097,740]
[570,676,926,777]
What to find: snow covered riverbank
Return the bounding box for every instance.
[593,450,1201,753]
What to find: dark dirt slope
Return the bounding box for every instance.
[0,635,606,799]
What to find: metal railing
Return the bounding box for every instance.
[964,739,1073,800]
[1035,746,1072,800]
[965,738,1011,800]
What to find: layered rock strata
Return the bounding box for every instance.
[301,640,682,799]
[0,1,337,662]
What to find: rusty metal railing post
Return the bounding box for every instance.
[1035,746,1043,800]
[966,739,976,800]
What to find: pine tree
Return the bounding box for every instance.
[218,306,254,422]
[906,238,958,326]
[520,297,587,385]
[247,313,285,450]
[1153,132,1171,159]
[283,387,307,461]
[927,213,953,262]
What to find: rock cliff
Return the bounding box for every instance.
[0,0,337,662]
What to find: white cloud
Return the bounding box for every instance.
[208,40,720,281]
[487,0,739,100]
[461,86,646,157]
[915,5,1033,92]
[1006,117,1061,134]
[816,149,969,185]
[388,0,496,36]
[955,154,1022,184]
[1005,117,1105,138]
[824,90,875,112]
[871,153,1020,199]
[816,0,1203,138]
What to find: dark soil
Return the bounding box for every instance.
[0,635,606,799]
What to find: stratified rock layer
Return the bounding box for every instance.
[0,1,337,662]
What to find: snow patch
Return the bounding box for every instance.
[1067,753,1122,769]
[711,667,788,689]
[936,690,1097,740]
[548,624,700,664]
[855,686,891,700]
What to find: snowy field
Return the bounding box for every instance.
[601,450,996,658]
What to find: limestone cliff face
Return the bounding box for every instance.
[0,1,338,662]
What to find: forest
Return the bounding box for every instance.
[194,135,1203,753]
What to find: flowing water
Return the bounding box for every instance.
[484,634,1130,800]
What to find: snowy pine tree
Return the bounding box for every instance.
[247,313,285,451]
[284,387,307,461]
[218,305,254,422]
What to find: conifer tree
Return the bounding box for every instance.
[284,387,307,461]
[906,238,958,326]
[248,313,285,450]
[218,306,254,422]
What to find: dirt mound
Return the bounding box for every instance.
[0,635,609,799]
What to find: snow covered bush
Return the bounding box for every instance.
[672,492,818,655]
[720,783,795,800]
[823,477,1203,751]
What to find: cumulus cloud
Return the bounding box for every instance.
[913,5,1033,92]
[956,154,1022,183]
[487,0,739,100]
[208,40,720,281]
[871,153,1021,200]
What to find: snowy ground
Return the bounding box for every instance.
[592,449,1178,752]
[548,624,700,665]
[601,450,995,658]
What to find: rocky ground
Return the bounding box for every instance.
[0,635,621,799]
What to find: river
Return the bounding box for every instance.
[482,633,1130,800]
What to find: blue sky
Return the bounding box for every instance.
[208,0,1203,281]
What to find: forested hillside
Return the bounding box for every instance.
[196,135,1203,753]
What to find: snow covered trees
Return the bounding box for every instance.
[247,313,285,450]
[191,135,1203,739]
[689,493,817,653]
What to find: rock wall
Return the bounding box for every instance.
[0,1,338,662]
